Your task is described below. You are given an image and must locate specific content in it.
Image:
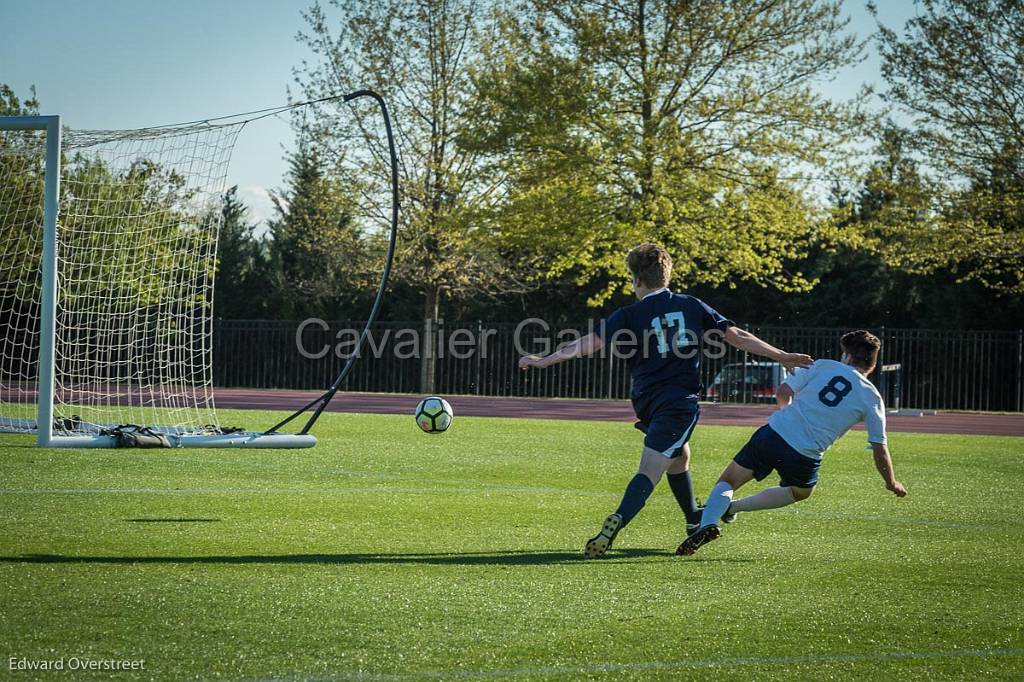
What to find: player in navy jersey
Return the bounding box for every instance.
[518,244,813,558]
[677,330,907,557]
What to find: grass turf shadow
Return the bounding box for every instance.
[0,548,754,566]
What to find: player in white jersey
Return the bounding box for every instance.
[676,330,907,556]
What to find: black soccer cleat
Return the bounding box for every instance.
[584,513,623,559]
[721,503,737,524]
[675,524,721,556]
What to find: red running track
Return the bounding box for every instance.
[213,388,1024,437]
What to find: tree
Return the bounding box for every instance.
[56,156,212,309]
[292,0,532,325]
[0,85,44,335]
[873,0,1023,184]
[267,139,368,319]
[214,186,272,319]
[0,84,39,117]
[847,123,943,276]
[703,125,1024,330]
[0,84,44,260]
[872,0,1024,293]
[464,0,867,304]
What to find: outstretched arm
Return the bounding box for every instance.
[871,442,907,497]
[519,333,604,370]
[725,326,813,372]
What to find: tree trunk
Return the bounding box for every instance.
[636,0,657,225]
[420,285,441,394]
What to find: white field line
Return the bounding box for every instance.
[245,647,1024,681]
[0,485,588,496]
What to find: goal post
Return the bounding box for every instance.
[0,116,61,447]
[0,115,314,448]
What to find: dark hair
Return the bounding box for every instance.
[625,243,672,289]
[841,330,881,372]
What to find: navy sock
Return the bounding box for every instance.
[667,471,701,525]
[614,474,655,527]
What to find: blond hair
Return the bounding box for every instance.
[625,244,672,289]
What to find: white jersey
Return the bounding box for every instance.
[768,359,887,460]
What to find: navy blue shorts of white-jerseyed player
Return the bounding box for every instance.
[596,288,734,456]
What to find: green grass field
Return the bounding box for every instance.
[2,409,1023,680]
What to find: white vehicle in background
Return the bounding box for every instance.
[706,361,790,403]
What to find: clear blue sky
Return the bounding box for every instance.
[1,0,920,227]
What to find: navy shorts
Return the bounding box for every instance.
[631,387,700,458]
[734,424,820,488]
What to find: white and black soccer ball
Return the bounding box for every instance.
[414,396,453,434]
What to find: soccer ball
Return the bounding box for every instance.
[415,396,453,434]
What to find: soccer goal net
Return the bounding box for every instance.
[0,116,314,448]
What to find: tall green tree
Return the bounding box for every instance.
[214,186,271,319]
[57,156,210,309]
[1,85,228,322]
[872,0,1024,293]
[293,0,534,324]
[465,0,866,304]
[0,85,44,317]
[873,0,1023,184]
[698,126,1024,330]
[268,139,367,319]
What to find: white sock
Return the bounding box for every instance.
[700,481,733,527]
[730,486,796,512]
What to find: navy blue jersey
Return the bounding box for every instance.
[595,289,734,400]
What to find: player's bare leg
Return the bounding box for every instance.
[635,446,674,486]
[584,447,674,558]
[731,483,814,512]
[665,444,690,475]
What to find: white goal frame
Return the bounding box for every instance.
[0,115,315,449]
[2,116,61,447]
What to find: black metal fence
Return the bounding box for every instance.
[213,319,1024,413]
